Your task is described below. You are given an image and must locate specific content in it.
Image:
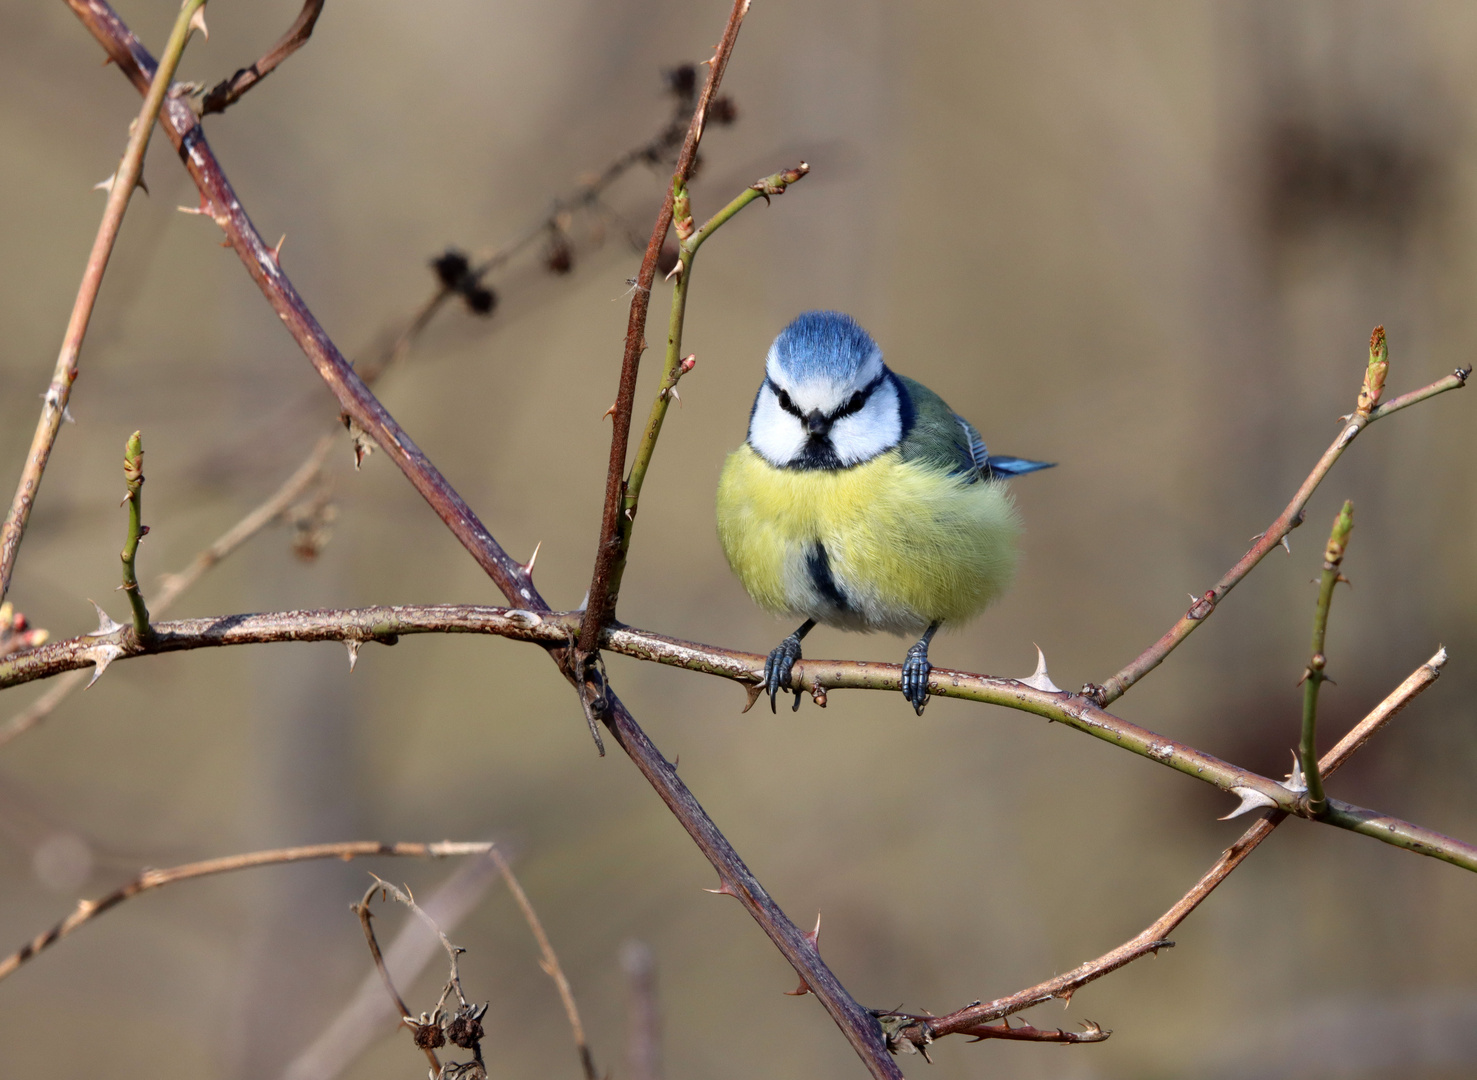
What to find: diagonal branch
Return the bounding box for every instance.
[0,0,206,607]
[199,0,324,115]
[889,647,1448,1050]
[0,840,491,984]
[1092,348,1468,707]
[66,6,901,1075]
[486,847,598,1080]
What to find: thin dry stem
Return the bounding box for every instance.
[0,840,491,984]
[0,0,205,606]
[486,847,597,1080]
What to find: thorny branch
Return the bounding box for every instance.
[0,434,331,749]
[65,5,904,1076]
[0,840,491,984]
[598,164,810,618]
[883,648,1447,1052]
[28,1,1471,1071]
[0,0,206,608]
[1092,329,1468,706]
[578,0,754,655]
[4,604,1474,871]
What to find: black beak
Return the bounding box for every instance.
[805,410,830,436]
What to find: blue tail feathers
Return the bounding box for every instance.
[985,455,1055,478]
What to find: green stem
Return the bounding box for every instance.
[120,431,153,640]
[1300,500,1353,813]
[602,164,809,614]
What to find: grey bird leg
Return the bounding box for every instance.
[901,622,941,715]
[764,619,816,713]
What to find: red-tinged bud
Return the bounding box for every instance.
[1357,325,1388,416]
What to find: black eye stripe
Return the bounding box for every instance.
[767,373,885,422]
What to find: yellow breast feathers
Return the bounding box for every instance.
[716,444,1020,635]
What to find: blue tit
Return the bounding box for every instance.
[716,311,1053,714]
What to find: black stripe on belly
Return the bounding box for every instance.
[806,542,851,612]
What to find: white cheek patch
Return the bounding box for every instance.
[747,385,809,466]
[829,379,902,465]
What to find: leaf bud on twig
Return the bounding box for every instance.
[1357,325,1388,416]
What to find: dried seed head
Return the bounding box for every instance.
[446,1012,484,1049]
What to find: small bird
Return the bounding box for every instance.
[716,311,1053,714]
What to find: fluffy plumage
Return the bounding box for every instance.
[717,443,1020,634]
[715,310,1052,712]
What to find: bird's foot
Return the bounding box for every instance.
[764,634,806,713]
[901,641,932,715]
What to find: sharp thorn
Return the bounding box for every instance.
[345,639,361,672]
[188,6,209,39]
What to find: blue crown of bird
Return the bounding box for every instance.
[716,310,1053,714]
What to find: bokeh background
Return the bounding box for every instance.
[2,2,1476,1078]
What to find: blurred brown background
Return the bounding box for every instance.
[2,2,1476,1078]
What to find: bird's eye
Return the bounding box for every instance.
[847,391,866,413]
[776,388,793,412]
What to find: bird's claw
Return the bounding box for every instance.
[764,634,805,713]
[901,642,932,715]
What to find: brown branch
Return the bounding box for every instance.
[353,881,436,1073]
[199,0,325,115]
[0,840,491,984]
[5,604,1473,873]
[0,0,204,607]
[67,6,900,1075]
[486,847,597,1080]
[577,0,753,653]
[890,649,1447,1050]
[1092,361,1468,706]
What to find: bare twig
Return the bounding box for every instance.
[354,881,443,1075]
[1299,500,1355,813]
[0,0,206,607]
[484,847,597,1080]
[578,0,754,653]
[5,605,1473,871]
[0,840,491,984]
[1092,341,1468,706]
[622,941,662,1080]
[199,0,324,115]
[891,648,1448,1050]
